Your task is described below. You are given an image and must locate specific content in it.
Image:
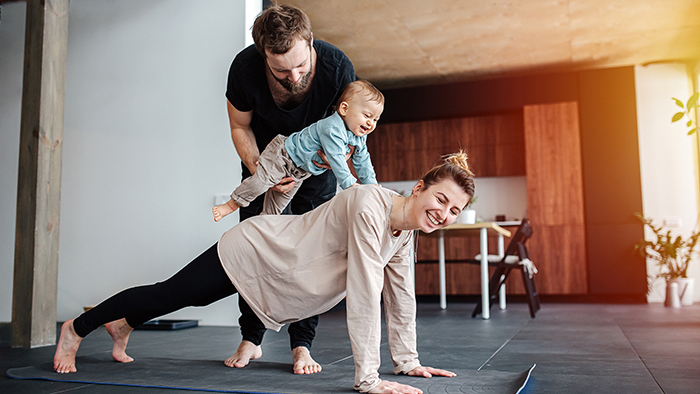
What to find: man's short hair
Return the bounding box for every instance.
[252,4,313,59]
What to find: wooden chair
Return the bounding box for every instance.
[467,219,540,318]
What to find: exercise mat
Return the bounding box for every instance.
[7,354,535,394]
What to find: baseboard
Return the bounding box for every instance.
[416,293,647,304]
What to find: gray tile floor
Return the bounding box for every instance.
[2,302,699,393]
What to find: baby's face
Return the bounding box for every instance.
[339,97,384,138]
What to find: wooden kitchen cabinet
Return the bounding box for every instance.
[368,111,525,181]
[523,102,587,294]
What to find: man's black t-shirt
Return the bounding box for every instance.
[225,40,355,337]
[226,40,356,180]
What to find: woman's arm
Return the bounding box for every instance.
[346,210,386,392]
[382,235,421,374]
[383,234,457,384]
[346,192,454,393]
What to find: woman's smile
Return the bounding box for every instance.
[426,211,443,226]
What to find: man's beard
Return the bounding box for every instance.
[273,64,313,94]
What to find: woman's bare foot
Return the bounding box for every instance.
[105,318,134,363]
[54,319,83,373]
[224,340,262,368]
[212,199,239,222]
[292,346,322,374]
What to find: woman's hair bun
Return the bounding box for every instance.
[420,150,476,200]
[443,151,474,177]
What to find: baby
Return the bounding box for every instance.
[213,80,384,221]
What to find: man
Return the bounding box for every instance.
[223,4,355,374]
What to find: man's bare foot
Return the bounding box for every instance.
[54,319,83,373]
[224,340,262,368]
[212,199,239,222]
[292,346,322,374]
[105,318,134,363]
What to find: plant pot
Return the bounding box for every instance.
[665,278,695,307]
[458,209,476,224]
[677,278,694,306]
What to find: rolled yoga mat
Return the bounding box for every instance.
[7,354,535,394]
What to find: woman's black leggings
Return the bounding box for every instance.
[72,243,248,339]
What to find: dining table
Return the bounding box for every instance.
[420,221,513,319]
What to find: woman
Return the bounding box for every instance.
[53,152,475,394]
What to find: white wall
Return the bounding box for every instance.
[0,0,261,325]
[0,1,26,326]
[635,63,700,303]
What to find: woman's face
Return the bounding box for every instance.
[411,178,471,233]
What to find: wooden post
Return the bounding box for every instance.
[12,0,69,348]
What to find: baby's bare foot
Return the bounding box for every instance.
[105,318,134,363]
[293,346,322,374]
[224,340,262,368]
[53,319,82,373]
[213,200,238,222]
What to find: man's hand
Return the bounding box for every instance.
[247,157,294,193]
[312,144,356,170]
[407,366,456,378]
[270,177,296,193]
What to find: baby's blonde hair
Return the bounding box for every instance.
[337,80,385,107]
[421,151,475,207]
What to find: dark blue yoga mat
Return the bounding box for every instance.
[7,353,535,394]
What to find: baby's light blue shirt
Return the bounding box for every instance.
[285,111,377,189]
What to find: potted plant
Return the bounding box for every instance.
[671,92,699,135]
[635,214,700,306]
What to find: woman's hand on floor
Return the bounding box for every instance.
[368,379,423,394]
[407,366,456,378]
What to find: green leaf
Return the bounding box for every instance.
[688,128,698,135]
[672,112,685,122]
[688,120,693,127]
[687,92,699,109]
[673,98,684,108]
